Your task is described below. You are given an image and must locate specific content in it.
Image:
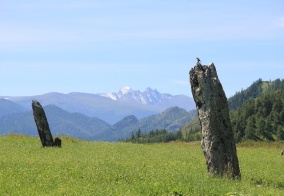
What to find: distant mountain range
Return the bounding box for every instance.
[0,98,27,117]
[0,87,196,141]
[1,87,195,124]
[0,102,197,141]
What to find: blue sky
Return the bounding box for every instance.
[1,0,284,97]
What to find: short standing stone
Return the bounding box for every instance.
[54,137,62,147]
[32,100,54,147]
[189,62,241,179]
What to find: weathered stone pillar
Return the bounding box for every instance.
[189,61,241,179]
[32,100,54,147]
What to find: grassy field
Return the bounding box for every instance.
[0,135,284,195]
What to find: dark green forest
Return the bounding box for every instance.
[231,89,284,142]
[230,79,284,142]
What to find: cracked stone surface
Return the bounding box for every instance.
[189,62,241,179]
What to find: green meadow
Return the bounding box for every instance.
[0,135,284,195]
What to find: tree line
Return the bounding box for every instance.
[120,127,203,143]
[120,129,183,143]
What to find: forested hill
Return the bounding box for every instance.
[228,78,284,110]
[182,78,284,142]
[231,89,284,142]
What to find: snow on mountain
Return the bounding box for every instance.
[119,86,132,95]
[99,87,133,100]
[100,93,118,100]
[98,87,174,105]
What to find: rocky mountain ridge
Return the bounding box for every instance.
[99,87,172,105]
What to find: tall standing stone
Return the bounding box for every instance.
[32,100,54,147]
[189,61,241,179]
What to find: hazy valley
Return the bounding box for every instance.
[0,87,196,141]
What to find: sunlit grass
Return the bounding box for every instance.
[0,135,284,195]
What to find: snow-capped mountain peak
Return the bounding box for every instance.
[119,86,132,94]
[99,87,133,101]
[98,87,175,105]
